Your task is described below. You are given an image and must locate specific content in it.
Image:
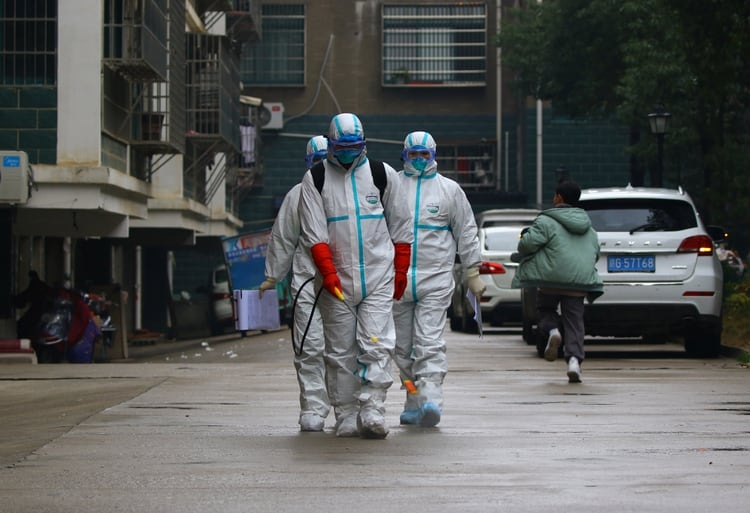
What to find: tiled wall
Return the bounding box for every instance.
[0,87,57,164]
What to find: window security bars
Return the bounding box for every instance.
[382,3,487,87]
[0,0,57,86]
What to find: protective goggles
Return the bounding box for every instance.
[330,136,366,155]
[305,150,327,168]
[401,147,436,162]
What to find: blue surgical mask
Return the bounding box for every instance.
[409,157,430,172]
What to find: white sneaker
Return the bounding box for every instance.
[567,356,582,383]
[544,328,562,362]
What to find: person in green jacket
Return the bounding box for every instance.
[512,180,603,383]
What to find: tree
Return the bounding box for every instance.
[498,0,750,225]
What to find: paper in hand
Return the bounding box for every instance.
[466,289,483,340]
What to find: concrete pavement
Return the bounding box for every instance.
[1,328,749,512]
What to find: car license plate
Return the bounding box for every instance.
[607,255,656,273]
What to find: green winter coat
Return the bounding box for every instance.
[511,205,603,302]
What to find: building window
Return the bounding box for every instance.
[438,141,496,189]
[382,3,486,87]
[240,4,304,86]
[0,0,57,86]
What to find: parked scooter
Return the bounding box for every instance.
[32,287,101,363]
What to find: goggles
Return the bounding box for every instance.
[401,147,436,162]
[330,135,366,154]
[305,150,327,168]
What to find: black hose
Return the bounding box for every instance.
[290,277,324,357]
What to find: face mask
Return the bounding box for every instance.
[335,149,361,165]
[409,157,431,172]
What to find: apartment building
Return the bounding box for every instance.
[237,0,629,231]
[0,0,630,341]
[0,0,262,340]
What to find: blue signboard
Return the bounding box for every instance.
[221,230,271,290]
[2,155,20,167]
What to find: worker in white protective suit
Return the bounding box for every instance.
[393,131,485,427]
[258,135,330,432]
[299,113,413,439]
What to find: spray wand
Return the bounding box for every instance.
[334,287,418,395]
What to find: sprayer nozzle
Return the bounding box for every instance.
[334,287,345,301]
[403,380,418,395]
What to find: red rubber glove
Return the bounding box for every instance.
[311,242,343,299]
[393,242,411,300]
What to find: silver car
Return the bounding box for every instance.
[523,186,724,357]
[450,209,539,332]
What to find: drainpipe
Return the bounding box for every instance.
[536,0,544,208]
[135,245,142,331]
[496,0,503,191]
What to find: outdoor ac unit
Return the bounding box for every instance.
[0,151,30,204]
[259,102,284,130]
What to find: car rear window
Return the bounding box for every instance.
[580,199,698,232]
[484,230,525,250]
[482,219,535,228]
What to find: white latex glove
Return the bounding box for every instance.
[465,266,486,297]
[258,277,276,298]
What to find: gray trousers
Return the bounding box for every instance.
[537,291,585,362]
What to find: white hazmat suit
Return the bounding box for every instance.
[299,113,413,439]
[393,130,484,427]
[259,136,330,432]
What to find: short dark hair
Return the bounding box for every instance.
[556,180,581,205]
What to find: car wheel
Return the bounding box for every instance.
[535,332,546,358]
[522,320,536,345]
[462,308,478,334]
[684,320,722,358]
[449,314,463,332]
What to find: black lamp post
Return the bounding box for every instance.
[648,106,671,187]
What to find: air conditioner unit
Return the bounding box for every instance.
[259,102,284,130]
[0,151,30,204]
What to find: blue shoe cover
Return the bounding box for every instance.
[418,402,441,427]
[399,409,420,425]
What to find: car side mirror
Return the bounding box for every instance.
[706,225,728,243]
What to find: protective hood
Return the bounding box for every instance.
[305,135,328,169]
[402,130,437,177]
[540,206,592,235]
[328,113,366,168]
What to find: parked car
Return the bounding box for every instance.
[209,264,234,335]
[449,209,539,332]
[475,208,541,229]
[522,186,724,357]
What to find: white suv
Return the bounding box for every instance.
[523,186,724,357]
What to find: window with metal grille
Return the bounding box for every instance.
[382,3,486,87]
[0,0,57,86]
[240,4,304,86]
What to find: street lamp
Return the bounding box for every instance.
[648,106,671,187]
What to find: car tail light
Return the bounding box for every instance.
[479,261,506,274]
[677,235,714,256]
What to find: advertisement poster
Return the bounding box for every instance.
[221,229,271,291]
